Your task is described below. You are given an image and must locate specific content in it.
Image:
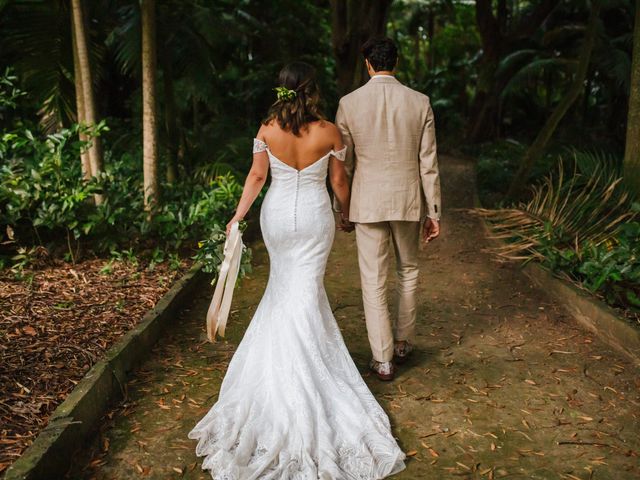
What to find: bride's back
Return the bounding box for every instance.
[261,119,337,172]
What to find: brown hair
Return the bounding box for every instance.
[263,62,324,136]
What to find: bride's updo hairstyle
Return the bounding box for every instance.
[263,61,325,136]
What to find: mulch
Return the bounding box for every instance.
[0,256,193,475]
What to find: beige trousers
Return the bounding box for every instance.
[354,221,420,362]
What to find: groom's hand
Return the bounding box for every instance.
[339,220,355,233]
[337,212,355,233]
[422,217,440,244]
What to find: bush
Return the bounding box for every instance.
[0,72,245,268]
[476,150,639,316]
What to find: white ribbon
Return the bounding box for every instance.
[206,222,244,342]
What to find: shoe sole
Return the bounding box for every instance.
[369,364,395,381]
[375,372,395,381]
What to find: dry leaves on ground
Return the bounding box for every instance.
[0,257,191,474]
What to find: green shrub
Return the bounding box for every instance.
[576,221,640,310]
[0,117,245,268]
[476,150,639,316]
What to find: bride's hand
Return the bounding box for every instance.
[226,216,243,235]
[337,212,355,233]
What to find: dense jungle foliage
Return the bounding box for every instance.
[0,0,638,315]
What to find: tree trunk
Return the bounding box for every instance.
[624,0,640,197]
[426,10,435,71]
[467,0,503,142]
[505,1,602,201]
[142,0,159,213]
[162,51,178,183]
[71,25,91,183]
[498,0,508,34]
[71,0,103,204]
[330,0,393,96]
[413,32,421,81]
[467,0,558,143]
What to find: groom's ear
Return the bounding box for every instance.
[364,58,374,77]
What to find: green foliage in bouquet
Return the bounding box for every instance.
[193,221,252,286]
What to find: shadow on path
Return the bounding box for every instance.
[68,155,639,480]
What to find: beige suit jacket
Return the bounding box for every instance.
[334,75,441,223]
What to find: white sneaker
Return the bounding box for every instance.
[369,359,395,381]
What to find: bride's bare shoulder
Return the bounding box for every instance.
[309,119,339,137]
[257,120,278,141]
[311,119,336,129]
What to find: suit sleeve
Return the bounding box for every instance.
[419,99,441,221]
[333,99,355,213]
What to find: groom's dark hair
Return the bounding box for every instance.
[361,37,398,72]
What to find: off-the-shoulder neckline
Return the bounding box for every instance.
[254,138,346,173]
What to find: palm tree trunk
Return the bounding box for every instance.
[71,25,91,182]
[624,0,640,196]
[505,1,602,201]
[71,0,103,204]
[142,0,159,214]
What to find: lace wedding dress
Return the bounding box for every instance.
[188,138,406,479]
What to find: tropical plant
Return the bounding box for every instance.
[475,150,635,262]
[577,220,640,311]
[473,149,639,314]
[0,120,107,260]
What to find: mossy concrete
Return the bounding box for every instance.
[4,263,208,480]
[67,156,639,480]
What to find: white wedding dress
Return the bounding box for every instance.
[188,138,406,479]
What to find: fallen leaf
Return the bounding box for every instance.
[22,326,37,336]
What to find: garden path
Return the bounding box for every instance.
[68,155,639,480]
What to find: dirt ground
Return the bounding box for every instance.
[0,256,191,475]
[67,155,639,480]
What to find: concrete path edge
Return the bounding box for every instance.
[4,262,210,480]
[472,189,640,367]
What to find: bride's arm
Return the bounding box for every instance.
[328,125,351,225]
[226,136,270,234]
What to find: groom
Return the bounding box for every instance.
[335,37,441,381]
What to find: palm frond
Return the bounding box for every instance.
[471,152,637,263]
[541,24,585,47]
[500,57,575,100]
[496,49,539,78]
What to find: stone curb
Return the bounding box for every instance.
[472,190,640,367]
[4,262,210,480]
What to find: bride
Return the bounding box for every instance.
[188,61,406,479]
